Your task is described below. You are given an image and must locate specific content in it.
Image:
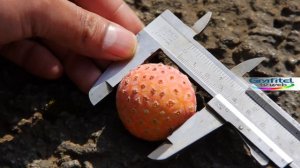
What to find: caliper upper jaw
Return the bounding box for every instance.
[191,11,212,35]
[88,10,213,105]
[231,57,266,77]
[88,30,160,105]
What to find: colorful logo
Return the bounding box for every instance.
[247,77,299,91]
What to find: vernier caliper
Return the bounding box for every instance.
[89,10,300,168]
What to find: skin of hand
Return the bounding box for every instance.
[0,0,144,93]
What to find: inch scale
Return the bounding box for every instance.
[89,10,300,168]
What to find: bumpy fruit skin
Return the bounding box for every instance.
[116,63,197,141]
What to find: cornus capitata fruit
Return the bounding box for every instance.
[116,63,197,141]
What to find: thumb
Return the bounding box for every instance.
[25,0,137,60]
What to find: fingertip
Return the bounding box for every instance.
[1,40,64,80]
[116,3,144,34]
[48,63,64,79]
[73,0,144,34]
[24,44,64,80]
[64,55,101,93]
[134,20,145,34]
[101,24,137,60]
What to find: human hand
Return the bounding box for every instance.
[0,0,143,93]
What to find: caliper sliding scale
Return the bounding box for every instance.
[89,10,300,168]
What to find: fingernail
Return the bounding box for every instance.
[102,24,137,59]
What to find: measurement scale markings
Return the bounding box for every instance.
[177,43,245,96]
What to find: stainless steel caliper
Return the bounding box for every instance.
[89,10,300,168]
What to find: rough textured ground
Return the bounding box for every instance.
[0,0,300,167]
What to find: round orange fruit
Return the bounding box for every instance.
[116,63,197,141]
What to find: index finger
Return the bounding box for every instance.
[73,0,144,34]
